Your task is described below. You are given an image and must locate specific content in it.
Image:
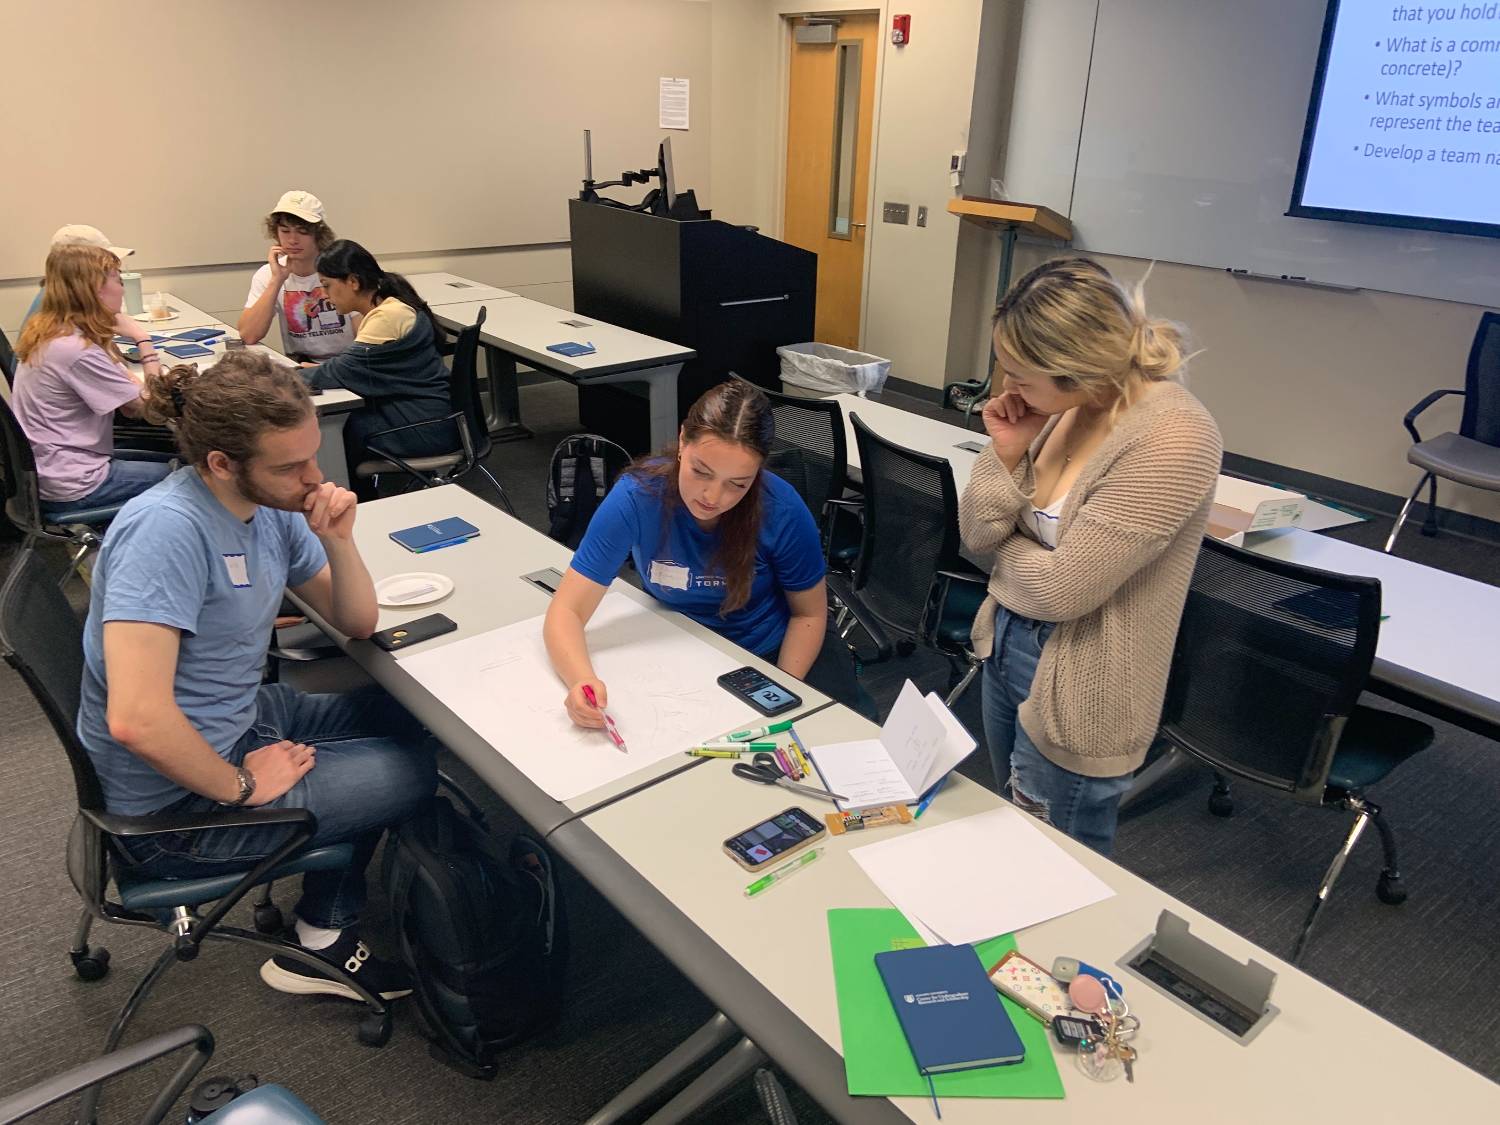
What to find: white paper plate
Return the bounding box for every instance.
[131,310,179,323]
[376,572,454,608]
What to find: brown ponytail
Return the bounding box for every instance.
[627,377,774,615]
[142,352,313,465]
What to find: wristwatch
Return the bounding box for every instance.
[227,765,256,807]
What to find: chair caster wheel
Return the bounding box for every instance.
[253,903,285,935]
[358,1012,392,1047]
[71,945,111,981]
[1376,871,1407,905]
[1208,793,1234,818]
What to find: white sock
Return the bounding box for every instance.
[294,918,343,951]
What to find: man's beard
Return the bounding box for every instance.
[233,463,308,513]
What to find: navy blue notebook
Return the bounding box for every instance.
[874,944,1025,1077]
[389,517,481,553]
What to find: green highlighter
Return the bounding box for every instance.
[725,719,797,742]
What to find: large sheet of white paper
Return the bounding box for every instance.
[850,805,1115,945]
[395,592,758,801]
[810,681,975,809]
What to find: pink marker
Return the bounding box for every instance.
[581,685,628,754]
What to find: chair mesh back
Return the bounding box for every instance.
[0,548,105,810]
[450,307,489,462]
[763,390,847,526]
[0,326,15,388]
[1160,537,1381,797]
[0,392,42,531]
[1462,311,1500,447]
[851,414,959,638]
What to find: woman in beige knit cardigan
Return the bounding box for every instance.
[959,258,1222,855]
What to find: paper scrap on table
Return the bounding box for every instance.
[809,680,974,809]
[659,76,690,129]
[851,805,1115,945]
[395,590,757,801]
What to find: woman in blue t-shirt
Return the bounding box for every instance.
[545,378,861,729]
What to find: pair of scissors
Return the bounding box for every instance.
[731,753,848,804]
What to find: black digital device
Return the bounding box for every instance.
[370,613,457,652]
[1051,1014,1106,1047]
[722,806,826,870]
[717,666,801,716]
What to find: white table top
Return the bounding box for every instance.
[433,297,694,378]
[832,393,985,495]
[130,292,223,331]
[340,485,831,815]
[579,703,1500,1121]
[404,271,519,306]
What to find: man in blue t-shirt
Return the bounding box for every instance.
[79,351,434,1002]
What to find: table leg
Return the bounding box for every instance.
[582,1012,740,1125]
[316,412,351,487]
[581,363,683,450]
[482,344,534,443]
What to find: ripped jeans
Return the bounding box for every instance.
[980,605,1132,856]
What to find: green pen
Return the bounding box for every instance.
[744,847,823,897]
[726,720,796,742]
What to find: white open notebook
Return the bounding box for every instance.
[809,680,975,810]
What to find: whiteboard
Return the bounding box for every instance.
[0,0,710,279]
[1052,0,1500,307]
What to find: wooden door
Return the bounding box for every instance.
[782,13,879,350]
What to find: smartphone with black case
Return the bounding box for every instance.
[722,806,826,871]
[370,612,457,652]
[717,666,801,716]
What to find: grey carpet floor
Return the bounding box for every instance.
[0,382,1495,1123]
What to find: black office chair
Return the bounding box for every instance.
[0,391,124,583]
[1157,536,1434,964]
[761,388,860,572]
[0,548,392,1122]
[355,307,515,515]
[1387,311,1500,551]
[827,415,988,706]
[0,325,16,387]
[0,1024,325,1124]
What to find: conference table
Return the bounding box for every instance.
[291,484,1500,1123]
[128,296,363,488]
[126,292,222,332]
[431,296,694,448]
[829,393,1500,743]
[404,271,519,307]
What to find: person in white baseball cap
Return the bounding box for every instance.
[239,190,356,360]
[22,226,153,350]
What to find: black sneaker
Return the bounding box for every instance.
[259,929,412,1001]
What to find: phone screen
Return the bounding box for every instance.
[748,681,797,712]
[724,808,823,868]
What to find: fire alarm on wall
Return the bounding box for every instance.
[891,14,911,46]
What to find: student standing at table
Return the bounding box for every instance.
[300,239,455,498]
[82,350,433,1000]
[11,244,170,517]
[544,378,869,727]
[238,190,355,360]
[959,258,1221,855]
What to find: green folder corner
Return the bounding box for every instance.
[828,907,1065,1099]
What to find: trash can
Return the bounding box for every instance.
[776,342,891,399]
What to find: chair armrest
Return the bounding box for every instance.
[826,573,893,663]
[362,412,471,485]
[1403,388,1464,444]
[84,805,315,839]
[362,412,463,445]
[0,1023,213,1125]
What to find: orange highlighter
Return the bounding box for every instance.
[581,685,628,753]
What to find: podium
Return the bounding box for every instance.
[944,197,1073,422]
[569,200,816,452]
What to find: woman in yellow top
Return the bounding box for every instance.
[302,240,455,495]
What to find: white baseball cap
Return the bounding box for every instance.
[271,190,326,225]
[50,224,134,261]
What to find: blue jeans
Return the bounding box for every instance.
[113,684,437,929]
[41,455,171,520]
[981,606,1132,856]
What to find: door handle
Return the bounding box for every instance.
[851,222,867,230]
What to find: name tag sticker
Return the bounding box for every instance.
[648,560,690,590]
[223,553,251,588]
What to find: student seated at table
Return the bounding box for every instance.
[21,225,158,357]
[959,257,1222,856]
[300,239,456,498]
[11,244,171,518]
[544,377,871,728]
[82,350,435,1000]
[239,190,355,360]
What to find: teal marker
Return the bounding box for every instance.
[744,847,823,898]
[726,719,796,742]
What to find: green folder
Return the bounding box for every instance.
[828,908,1065,1099]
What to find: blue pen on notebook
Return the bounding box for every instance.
[912,774,948,819]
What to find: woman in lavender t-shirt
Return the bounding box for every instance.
[12,244,170,517]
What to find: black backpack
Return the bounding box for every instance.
[546,433,632,548]
[382,794,567,1079]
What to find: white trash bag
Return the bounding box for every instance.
[776,342,891,397]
